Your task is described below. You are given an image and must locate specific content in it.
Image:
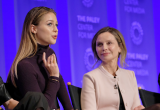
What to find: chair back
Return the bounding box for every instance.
[67,83,82,110]
[139,88,160,107]
[4,83,21,101]
[55,98,60,110]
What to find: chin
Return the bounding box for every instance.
[101,57,111,62]
[50,40,57,45]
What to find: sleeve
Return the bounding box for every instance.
[16,61,60,107]
[57,75,73,110]
[81,74,97,110]
[131,71,141,110]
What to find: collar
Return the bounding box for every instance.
[99,64,121,79]
[36,44,50,77]
[36,43,49,55]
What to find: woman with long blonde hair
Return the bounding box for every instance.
[0,6,73,110]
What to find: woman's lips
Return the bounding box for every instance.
[102,53,109,56]
[52,35,57,39]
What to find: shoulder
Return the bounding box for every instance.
[84,67,100,76]
[119,68,133,72]
[17,58,36,75]
[17,58,34,68]
[119,68,136,79]
[48,47,55,55]
[83,67,101,81]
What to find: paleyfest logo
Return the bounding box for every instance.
[82,0,94,8]
[130,21,143,45]
[84,48,95,71]
[84,48,101,71]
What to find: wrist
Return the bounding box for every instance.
[49,76,59,81]
[50,74,59,77]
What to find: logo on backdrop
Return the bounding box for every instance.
[82,0,94,8]
[84,48,96,71]
[130,21,143,45]
[84,48,95,71]
[84,48,101,71]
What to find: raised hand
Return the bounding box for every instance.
[42,52,59,77]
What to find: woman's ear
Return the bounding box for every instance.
[30,24,37,34]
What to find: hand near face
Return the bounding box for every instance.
[134,105,145,110]
[42,52,59,77]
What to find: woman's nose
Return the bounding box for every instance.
[102,44,108,51]
[53,25,58,32]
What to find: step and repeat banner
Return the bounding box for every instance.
[67,0,158,92]
[0,1,6,82]
[0,0,158,109]
[116,0,157,92]
[67,0,108,87]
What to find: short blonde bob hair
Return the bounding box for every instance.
[91,27,127,67]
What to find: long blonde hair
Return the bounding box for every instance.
[10,7,56,87]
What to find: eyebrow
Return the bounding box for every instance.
[47,20,58,24]
[96,41,102,44]
[96,40,112,43]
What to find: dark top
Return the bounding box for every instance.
[7,44,73,110]
[118,87,125,110]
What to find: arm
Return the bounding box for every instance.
[131,71,141,110]
[16,61,60,107]
[81,74,97,110]
[57,75,73,110]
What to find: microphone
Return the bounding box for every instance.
[114,75,118,89]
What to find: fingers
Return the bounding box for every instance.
[43,53,57,65]
[42,53,59,77]
[47,55,51,64]
[52,54,57,64]
[50,54,53,64]
[47,54,56,65]
[42,52,46,65]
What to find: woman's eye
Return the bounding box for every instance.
[97,43,102,46]
[107,42,112,45]
[56,24,58,27]
[47,23,52,26]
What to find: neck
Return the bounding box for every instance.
[101,60,118,76]
[37,43,49,49]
